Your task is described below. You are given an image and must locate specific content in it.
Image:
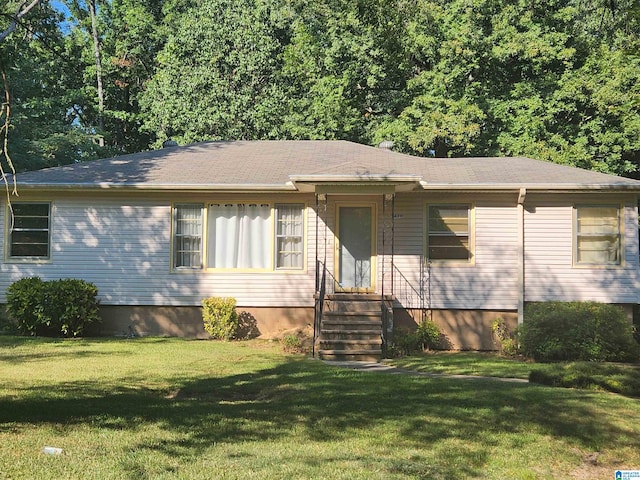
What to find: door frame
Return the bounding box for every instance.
[334,201,377,293]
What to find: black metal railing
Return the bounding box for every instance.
[313,260,338,357]
[392,263,430,324]
[312,260,326,358]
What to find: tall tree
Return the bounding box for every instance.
[1,1,101,175]
[140,0,290,145]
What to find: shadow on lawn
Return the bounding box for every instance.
[0,358,637,478]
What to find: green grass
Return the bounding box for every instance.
[1,337,640,479]
[385,351,640,396]
[386,351,537,379]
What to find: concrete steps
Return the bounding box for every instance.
[317,295,383,362]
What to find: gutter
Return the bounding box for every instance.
[419,182,640,192]
[11,182,300,193]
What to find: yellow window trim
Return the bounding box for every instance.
[424,203,476,267]
[170,201,308,273]
[572,203,624,269]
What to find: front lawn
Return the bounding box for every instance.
[386,351,640,397]
[1,337,639,479]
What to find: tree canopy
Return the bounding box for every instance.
[1,0,639,176]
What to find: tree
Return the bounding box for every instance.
[0,0,42,43]
[1,1,103,175]
[140,0,290,145]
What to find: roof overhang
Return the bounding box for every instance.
[289,174,423,194]
[419,181,640,193]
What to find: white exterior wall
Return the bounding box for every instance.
[0,194,318,308]
[388,194,519,310]
[1,191,637,311]
[524,196,640,303]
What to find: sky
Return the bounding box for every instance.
[50,0,73,33]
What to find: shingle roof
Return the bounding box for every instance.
[11,140,640,191]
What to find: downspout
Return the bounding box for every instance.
[517,187,526,326]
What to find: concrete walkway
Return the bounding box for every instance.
[323,360,529,384]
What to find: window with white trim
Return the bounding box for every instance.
[426,205,472,262]
[575,205,621,265]
[173,204,203,268]
[172,202,304,271]
[8,202,51,259]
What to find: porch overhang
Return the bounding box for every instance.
[289,174,423,194]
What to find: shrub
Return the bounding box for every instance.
[202,297,238,340]
[6,277,100,337]
[6,277,45,336]
[46,279,101,337]
[520,302,640,362]
[416,319,443,350]
[390,320,445,356]
[392,330,421,356]
[281,334,303,353]
[491,317,519,356]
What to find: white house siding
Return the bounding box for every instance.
[524,194,640,304]
[389,193,519,311]
[0,194,318,308]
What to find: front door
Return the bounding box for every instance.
[337,205,375,291]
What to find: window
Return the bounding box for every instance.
[173,204,203,268]
[575,205,621,265]
[8,203,51,259]
[275,204,304,269]
[172,202,304,271]
[426,205,472,262]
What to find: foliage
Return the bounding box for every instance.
[520,301,640,362]
[391,319,445,356]
[1,0,640,178]
[140,0,289,145]
[6,277,100,337]
[201,297,239,340]
[5,277,45,336]
[491,317,518,356]
[281,334,304,353]
[390,330,422,357]
[0,1,107,174]
[416,319,444,350]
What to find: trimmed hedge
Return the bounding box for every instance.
[520,302,640,362]
[6,277,101,337]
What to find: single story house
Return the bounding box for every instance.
[2,140,639,358]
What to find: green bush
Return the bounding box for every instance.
[6,277,45,336]
[392,330,421,356]
[6,277,100,337]
[520,302,640,362]
[491,317,518,356]
[202,297,238,340]
[391,320,445,356]
[416,319,443,350]
[281,334,303,353]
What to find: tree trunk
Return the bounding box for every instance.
[89,0,104,146]
[0,0,42,43]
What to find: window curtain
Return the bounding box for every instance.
[208,203,271,268]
